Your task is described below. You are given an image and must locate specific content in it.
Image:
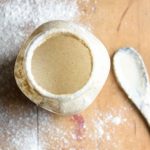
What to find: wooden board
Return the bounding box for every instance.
[0,0,150,150]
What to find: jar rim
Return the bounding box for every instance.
[24,28,94,101]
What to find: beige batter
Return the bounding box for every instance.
[31,34,92,94]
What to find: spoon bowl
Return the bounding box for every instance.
[113,47,150,125]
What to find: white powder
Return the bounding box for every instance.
[106,134,111,141]
[111,116,122,125]
[0,0,79,64]
[113,48,148,106]
[0,102,128,150]
[0,103,38,150]
[94,120,104,139]
[104,114,126,125]
[93,110,127,139]
[91,107,127,150]
[38,106,128,150]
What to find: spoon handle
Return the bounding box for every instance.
[141,89,150,126]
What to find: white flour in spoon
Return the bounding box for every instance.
[113,48,150,124]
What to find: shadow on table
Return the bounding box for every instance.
[0,57,39,149]
[0,57,37,119]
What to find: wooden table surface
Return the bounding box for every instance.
[0,0,150,150]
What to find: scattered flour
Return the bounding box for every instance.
[0,102,38,150]
[0,0,79,63]
[106,134,111,141]
[111,116,122,125]
[38,107,128,150]
[92,108,127,150]
[105,114,126,125]
[0,0,79,150]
